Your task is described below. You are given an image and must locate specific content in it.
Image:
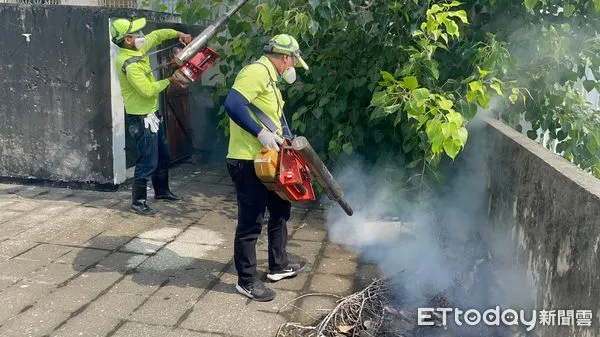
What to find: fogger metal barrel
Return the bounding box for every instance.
[174,0,249,65]
[292,137,354,216]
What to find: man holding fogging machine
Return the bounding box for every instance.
[223,34,310,302]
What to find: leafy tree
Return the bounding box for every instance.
[174,0,600,199]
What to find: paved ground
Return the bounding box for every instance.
[0,163,359,337]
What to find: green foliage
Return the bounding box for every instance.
[174,0,600,195]
[484,0,600,178]
[140,0,168,13]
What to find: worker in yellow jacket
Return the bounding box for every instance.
[110,17,192,216]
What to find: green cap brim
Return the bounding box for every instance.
[129,18,147,35]
[293,51,309,70]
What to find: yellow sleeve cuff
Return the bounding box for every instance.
[158,79,170,92]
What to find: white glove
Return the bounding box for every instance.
[257,129,284,151]
[144,112,160,133]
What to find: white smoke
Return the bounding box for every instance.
[324,114,536,310]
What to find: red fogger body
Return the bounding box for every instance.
[254,137,353,216]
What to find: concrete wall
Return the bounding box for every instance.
[486,117,600,337]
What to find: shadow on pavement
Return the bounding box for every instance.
[71,235,306,296]
[73,235,238,295]
[0,162,235,218]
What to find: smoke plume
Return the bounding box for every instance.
[324,113,536,312]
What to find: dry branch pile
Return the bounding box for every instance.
[277,277,391,337]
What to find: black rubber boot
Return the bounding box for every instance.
[152,173,181,201]
[131,182,156,216]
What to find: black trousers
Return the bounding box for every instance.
[226,158,291,285]
[126,113,170,186]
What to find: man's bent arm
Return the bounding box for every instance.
[224,89,263,137]
[140,28,179,54]
[126,64,170,98]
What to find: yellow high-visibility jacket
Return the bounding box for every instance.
[115,29,178,115]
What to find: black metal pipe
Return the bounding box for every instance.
[174,0,250,65]
[292,137,354,216]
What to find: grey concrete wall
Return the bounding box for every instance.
[187,86,228,164]
[0,4,185,187]
[486,117,600,337]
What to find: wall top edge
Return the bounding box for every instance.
[484,117,600,198]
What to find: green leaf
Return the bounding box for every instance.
[412,88,431,106]
[426,119,442,141]
[293,107,307,121]
[455,127,468,144]
[557,130,567,141]
[428,4,444,14]
[384,104,402,115]
[564,4,576,16]
[527,130,538,140]
[490,83,503,96]
[401,76,419,90]
[425,60,440,80]
[439,98,454,111]
[477,92,491,109]
[381,71,396,83]
[441,123,452,138]
[477,67,491,78]
[394,113,402,126]
[298,122,306,134]
[466,91,478,103]
[405,158,423,169]
[443,138,462,159]
[370,91,387,107]
[175,0,184,12]
[585,140,598,154]
[448,10,468,23]
[469,81,483,93]
[446,112,463,126]
[342,143,353,155]
[370,107,387,120]
[313,108,323,119]
[583,80,596,92]
[458,102,477,120]
[443,18,459,36]
[509,94,518,104]
[595,0,600,12]
[407,101,426,118]
[524,0,538,10]
[309,20,320,36]
[328,139,337,151]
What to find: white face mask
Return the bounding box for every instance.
[282,66,296,84]
[134,37,147,50]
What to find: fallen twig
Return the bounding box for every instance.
[277,292,343,314]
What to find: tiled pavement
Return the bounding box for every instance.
[0,163,359,337]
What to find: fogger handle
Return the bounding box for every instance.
[292,137,354,216]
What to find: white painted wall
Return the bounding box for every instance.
[108,18,127,185]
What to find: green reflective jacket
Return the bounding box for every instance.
[115,29,178,115]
